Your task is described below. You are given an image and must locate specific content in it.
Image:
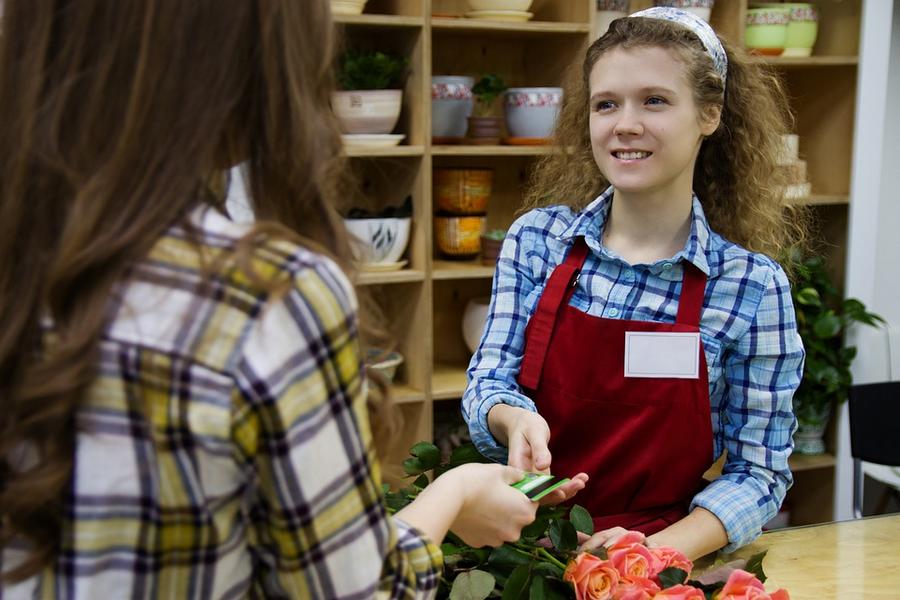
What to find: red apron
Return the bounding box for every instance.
[517,237,713,534]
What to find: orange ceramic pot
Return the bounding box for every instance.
[434,168,493,214]
[435,214,486,258]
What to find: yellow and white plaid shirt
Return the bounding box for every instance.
[2,207,441,599]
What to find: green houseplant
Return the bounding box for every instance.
[789,248,884,454]
[468,74,507,144]
[332,49,409,136]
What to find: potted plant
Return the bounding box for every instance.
[467,74,507,145]
[480,228,506,264]
[332,49,408,137]
[789,249,883,454]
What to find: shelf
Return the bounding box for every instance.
[790,453,837,472]
[431,17,589,37]
[433,144,557,156]
[789,194,849,207]
[432,259,496,280]
[344,145,425,158]
[356,269,426,286]
[334,14,424,29]
[756,55,858,68]
[392,384,427,404]
[432,362,469,400]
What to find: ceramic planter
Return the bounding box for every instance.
[466,0,533,11]
[793,402,832,455]
[462,296,492,353]
[332,89,402,135]
[432,76,474,142]
[745,7,789,56]
[434,214,485,258]
[434,168,493,214]
[653,0,715,22]
[467,116,504,145]
[331,0,368,15]
[504,87,563,140]
[343,217,411,264]
[480,235,503,265]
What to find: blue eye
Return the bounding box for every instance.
[646,96,667,106]
[594,100,615,111]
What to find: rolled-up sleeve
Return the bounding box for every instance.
[691,264,803,552]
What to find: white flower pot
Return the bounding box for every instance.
[332,89,402,135]
[331,0,368,15]
[432,76,474,140]
[344,217,411,264]
[504,87,563,139]
[462,296,492,354]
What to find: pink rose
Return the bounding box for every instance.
[717,569,774,600]
[608,533,664,581]
[651,584,706,599]
[612,577,661,600]
[650,546,693,575]
[565,553,621,600]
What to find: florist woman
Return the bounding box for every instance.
[463,8,805,560]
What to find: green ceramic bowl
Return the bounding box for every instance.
[751,3,818,56]
[745,7,790,56]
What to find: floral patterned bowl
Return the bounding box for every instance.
[504,87,563,139]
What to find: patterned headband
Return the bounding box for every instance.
[630,7,728,83]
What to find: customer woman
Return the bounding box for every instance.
[463,8,805,560]
[0,1,549,597]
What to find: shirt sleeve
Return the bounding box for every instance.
[462,213,543,462]
[690,262,803,552]
[230,254,442,599]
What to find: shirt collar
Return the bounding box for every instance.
[558,186,712,277]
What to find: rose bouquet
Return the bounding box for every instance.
[384,442,792,600]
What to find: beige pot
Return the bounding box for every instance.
[332,90,402,135]
[331,0,368,15]
[466,0,533,11]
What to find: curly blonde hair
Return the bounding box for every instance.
[524,17,808,261]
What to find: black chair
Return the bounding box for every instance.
[849,381,900,518]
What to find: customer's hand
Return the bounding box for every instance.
[444,463,538,548]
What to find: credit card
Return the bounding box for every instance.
[511,473,570,501]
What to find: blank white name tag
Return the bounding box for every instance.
[624,331,700,379]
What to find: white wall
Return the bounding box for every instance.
[834,0,900,521]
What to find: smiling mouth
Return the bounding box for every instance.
[612,151,652,160]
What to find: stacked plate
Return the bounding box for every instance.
[341,134,405,148]
[465,10,533,22]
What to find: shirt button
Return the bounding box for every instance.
[623,270,635,282]
[662,263,673,270]
[608,308,620,317]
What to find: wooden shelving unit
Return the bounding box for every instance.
[336,0,862,528]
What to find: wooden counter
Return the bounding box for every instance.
[724,514,900,599]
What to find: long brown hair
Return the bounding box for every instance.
[526,17,808,260]
[0,0,359,581]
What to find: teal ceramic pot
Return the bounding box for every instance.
[745,7,790,56]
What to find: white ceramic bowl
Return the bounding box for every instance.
[462,296,492,353]
[344,217,411,264]
[432,76,474,139]
[466,0,533,11]
[504,87,563,139]
[331,0,368,15]
[332,89,402,135]
[365,348,404,382]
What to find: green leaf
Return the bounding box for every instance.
[532,561,565,579]
[568,505,594,535]
[658,567,689,588]
[521,517,550,540]
[501,565,531,600]
[745,551,768,583]
[489,545,532,567]
[449,569,496,600]
[794,287,821,306]
[402,457,424,476]
[449,443,491,466]
[441,543,465,556]
[529,573,550,600]
[410,442,441,470]
[413,474,430,489]
[813,311,841,338]
[548,519,578,552]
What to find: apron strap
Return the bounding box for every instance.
[675,262,707,327]
[518,238,590,391]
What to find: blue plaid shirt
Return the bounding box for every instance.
[462,188,803,552]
